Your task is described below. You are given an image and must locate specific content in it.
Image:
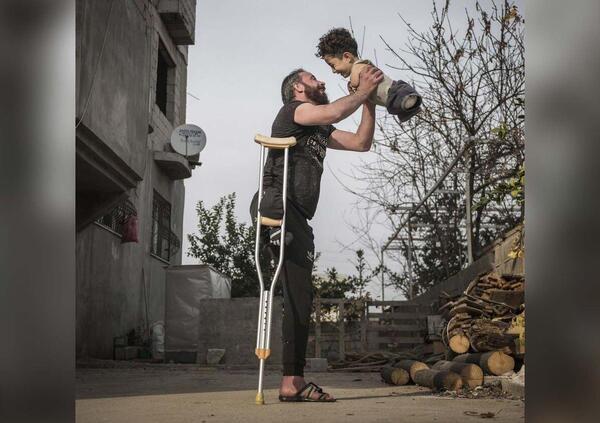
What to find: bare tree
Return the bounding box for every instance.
[343,0,525,297]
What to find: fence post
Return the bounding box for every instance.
[360,299,368,353]
[408,219,414,299]
[315,297,321,358]
[338,300,345,361]
[465,142,474,264]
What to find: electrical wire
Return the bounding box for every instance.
[76,0,116,129]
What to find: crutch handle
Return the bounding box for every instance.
[260,216,282,227]
[255,134,297,149]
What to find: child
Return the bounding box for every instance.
[316,27,422,122]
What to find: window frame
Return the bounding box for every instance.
[151,190,173,262]
[155,38,176,122]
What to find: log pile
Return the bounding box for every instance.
[384,358,465,392]
[408,356,509,391]
[378,355,499,392]
[375,272,524,392]
[439,272,524,355]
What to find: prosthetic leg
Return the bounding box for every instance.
[253,134,297,405]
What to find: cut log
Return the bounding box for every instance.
[447,314,470,333]
[453,351,515,376]
[502,274,523,281]
[448,332,470,353]
[432,360,483,388]
[488,289,525,308]
[380,366,410,386]
[467,319,514,353]
[449,304,488,317]
[394,359,429,381]
[439,301,455,316]
[413,369,463,391]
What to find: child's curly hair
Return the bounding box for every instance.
[315,27,358,58]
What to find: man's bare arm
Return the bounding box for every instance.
[327,101,377,152]
[294,67,383,126]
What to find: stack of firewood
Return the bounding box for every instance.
[380,354,515,391]
[380,353,517,391]
[439,272,524,355]
[380,359,463,390]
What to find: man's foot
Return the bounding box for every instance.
[279,376,335,402]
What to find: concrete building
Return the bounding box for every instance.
[75,0,198,359]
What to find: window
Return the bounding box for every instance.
[155,40,175,121]
[151,190,180,261]
[96,200,137,236]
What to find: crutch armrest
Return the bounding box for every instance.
[260,216,282,227]
[255,134,297,149]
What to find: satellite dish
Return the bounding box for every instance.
[170,124,206,157]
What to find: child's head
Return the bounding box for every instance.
[315,28,358,78]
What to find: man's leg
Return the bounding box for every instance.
[278,265,334,400]
[277,204,334,400]
[281,259,313,376]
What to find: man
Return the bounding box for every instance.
[253,66,383,402]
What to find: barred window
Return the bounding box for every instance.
[96,200,136,236]
[151,191,172,261]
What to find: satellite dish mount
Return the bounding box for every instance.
[170,124,206,165]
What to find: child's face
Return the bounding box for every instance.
[323,53,355,78]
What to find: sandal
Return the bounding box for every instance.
[279,382,336,402]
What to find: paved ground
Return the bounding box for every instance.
[76,365,524,423]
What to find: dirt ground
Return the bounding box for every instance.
[76,364,524,423]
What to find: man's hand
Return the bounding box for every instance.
[294,67,383,126]
[355,66,384,96]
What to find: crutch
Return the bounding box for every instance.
[253,134,297,405]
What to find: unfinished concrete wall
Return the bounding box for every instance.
[76,151,186,359]
[196,298,284,366]
[76,225,148,358]
[76,0,193,359]
[76,0,151,178]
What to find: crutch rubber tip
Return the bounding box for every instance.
[255,392,265,405]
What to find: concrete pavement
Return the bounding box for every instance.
[76,366,524,423]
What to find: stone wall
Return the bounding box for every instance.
[195,298,284,366]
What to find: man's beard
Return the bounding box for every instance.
[301,83,329,105]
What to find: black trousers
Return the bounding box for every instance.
[279,200,314,376]
[251,191,315,376]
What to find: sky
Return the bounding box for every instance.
[181,0,522,300]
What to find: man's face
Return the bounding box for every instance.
[297,72,329,105]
